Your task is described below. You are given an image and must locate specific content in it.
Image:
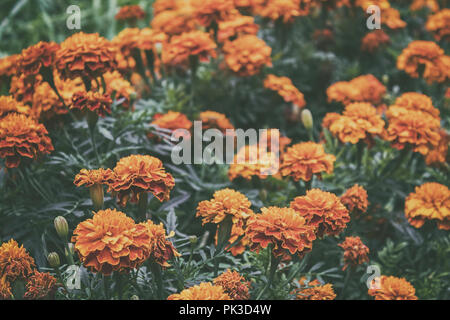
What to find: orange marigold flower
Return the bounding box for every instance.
[340,184,369,215]
[152,7,197,36]
[115,5,146,21]
[0,274,12,300]
[368,276,418,300]
[290,189,350,238]
[153,0,178,15]
[218,15,259,42]
[74,168,114,188]
[247,206,316,259]
[380,7,406,29]
[426,9,450,41]
[280,142,336,182]
[295,280,336,300]
[410,0,439,12]
[264,74,306,108]
[254,0,309,23]
[162,31,217,67]
[0,239,35,281]
[213,269,251,300]
[31,82,68,120]
[199,111,235,133]
[0,54,19,78]
[71,91,113,117]
[24,271,58,300]
[150,111,193,139]
[0,95,30,119]
[18,41,59,79]
[100,71,136,110]
[386,92,440,120]
[108,155,175,206]
[338,236,370,271]
[361,30,390,53]
[223,35,272,77]
[71,209,151,275]
[405,182,450,230]
[228,145,279,181]
[142,220,180,267]
[191,0,237,27]
[0,113,54,168]
[425,130,449,166]
[168,282,231,300]
[55,32,117,81]
[225,218,253,256]
[397,40,450,84]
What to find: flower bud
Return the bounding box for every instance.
[131,295,140,300]
[301,109,313,131]
[89,183,104,211]
[54,216,69,239]
[382,74,389,85]
[47,252,60,268]
[65,243,75,257]
[189,235,198,245]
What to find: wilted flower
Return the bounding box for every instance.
[426,9,450,41]
[142,220,180,267]
[0,239,35,281]
[213,269,251,300]
[338,236,370,270]
[264,74,306,108]
[368,276,418,300]
[168,282,231,300]
[340,184,369,215]
[361,30,390,53]
[24,271,58,300]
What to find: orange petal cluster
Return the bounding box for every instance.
[74,168,114,188]
[213,269,251,300]
[71,91,113,117]
[115,5,146,21]
[253,0,310,23]
[338,236,370,270]
[426,9,450,41]
[0,95,30,119]
[386,92,440,120]
[18,41,59,80]
[31,82,68,120]
[295,279,336,300]
[191,0,237,27]
[410,0,439,12]
[168,282,231,300]
[404,182,450,230]
[290,189,350,238]
[228,145,279,181]
[0,54,19,79]
[150,111,193,139]
[199,111,235,133]
[425,130,449,166]
[24,271,58,300]
[264,74,306,108]
[152,4,197,36]
[0,239,35,282]
[368,276,418,300]
[218,15,259,42]
[361,30,390,53]
[340,184,369,215]
[142,220,180,267]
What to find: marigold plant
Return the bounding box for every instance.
[168,282,231,300]
[368,276,418,300]
[338,236,370,271]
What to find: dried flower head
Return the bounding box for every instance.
[264,74,306,108]
[24,271,58,300]
[142,220,180,267]
[0,239,35,281]
[368,276,418,300]
[340,184,369,215]
[168,282,231,300]
[338,236,370,270]
[213,269,251,300]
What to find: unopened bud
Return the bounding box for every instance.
[189,236,198,245]
[47,252,60,268]
[301,109,313,131]
[90,184,104,211]
[382,74,389,85]
[54,216,69,239]
[65,243,75,257]
[131,295,139,300]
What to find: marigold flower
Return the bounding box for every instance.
[0,239,35,281]
[152,7,197,36]
[31,82,68,120]
[425,130,449,166]
[100,71,136,109]
[115,5,146,21]
[386,92,440,120]
[199,111,235,133]
[264,74,306,108]
[426,9,450,41]
[410,0,439,12]
[168,282,231,300]
[108,155,175,206]
[254,0,309,23]
[338,236,370,270]
[0,54,19,78]
[0,113,54,168]
[340,184,369,215]
[368,276,418,300]
[191,0,237,27]
[213,269,251,300]
[55,32,117,81]
[405,182,450,230]
[162,31,217,67]
[218,15,259,42]
[247,206,316,259]
[397,41,450,84]
[280,142,336,182]
[361,30,390,53]
[71,91,113,117]
[24,271,58,300]
[0,275,12,300]
[295,280,336,300]
[18,41,59,79]
[71,209,151,275]
[141,220,180,267]
[150,111,193,139]
[153,0,178,15]
[0,95,30,119]
[290,189,350,238]
[222,35,272,77]
[74,168,114,188]
[380,7,406,29]
[225,218,253,256]
[228,145,279,181]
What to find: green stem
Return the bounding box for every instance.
[256,250,281,300]
[150,262,164,300]
[356,141,364,171]
[138,192,149,222]
[340,268,351,299]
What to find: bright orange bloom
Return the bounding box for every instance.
[222,35,272,77]
[108,155,175,206]
[168,282,231,300]
[368,276,418,300]
[380,7,406,29]
[24,271,58,300]
[386,92,440,121]
[426,9,450,41]
[153,0,178,15]
[31,82,68,120]
[247,206,316,259]
[0,54,19,78]
[0,274,12,300]
[115,5,146,21]
[152,6,197,36]
[191,0,237,27]
[100,71,136,110]
[361,30,390,53]
[150,111,193,139]
[280,142,336,182]
[425,130,449,166]
[213,269,251,300]
[74,168,114,188]
[264,74,306,108]
[199,111,235,133]
[327,74,386,106]
[253,0,310,23]
[410,0,439,12]
[0,113,54,168]
[0,239,35,281]
[0,95,30,119]
[71,209,151,275]
[338,236,370,271]
[340,184,369,215]
[405,182,450,230]
[295,280,336,300]
[228,145,279,181]
[18,41,59,82]
[55,32,117,81]
[218,15,259,42]
[71,91,113,117]
[162,31,217,66]
[290,189,350,238]
[397,41,450,84]
[142,220,180,267]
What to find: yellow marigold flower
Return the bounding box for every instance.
[0,239,35,281]
[115,5,146,21]
[223,35,272,77]
[228,145,279,181]
[368,276,418,300]
[213,269,251,300]
[0,274,12,300]
[338,236,370,271]
[24,271,58,300]
[0,95,30,119]
[361,30,390,53]
[340,184,369,215]
[152,7,197,36]
[141,220,180,267]
[295,280,336,300]
[162,31,217,67]
[386,92,440,121]
[425,130,449,167]
[264,74,306,108]
[191,0,237,28]
[150,111,193,139]
[168,282,231,300]
[247,206,316,259]
[280,142,336,182]
[0,54,19,78]
[290,189,350,238]
[108,155,175,206]
[218,15,259,42]
[0,113,54,168]
[55,32,117,81]
[71,91,113,117]
[254,0,309,23]
[426,9,450,41]
[74,168,114,188]
[405,182,450,230]
[397,40,450,84]
[199,111,235,133]
[410,0,439,12]
[71,209,151,275]
[18,41,59,79]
